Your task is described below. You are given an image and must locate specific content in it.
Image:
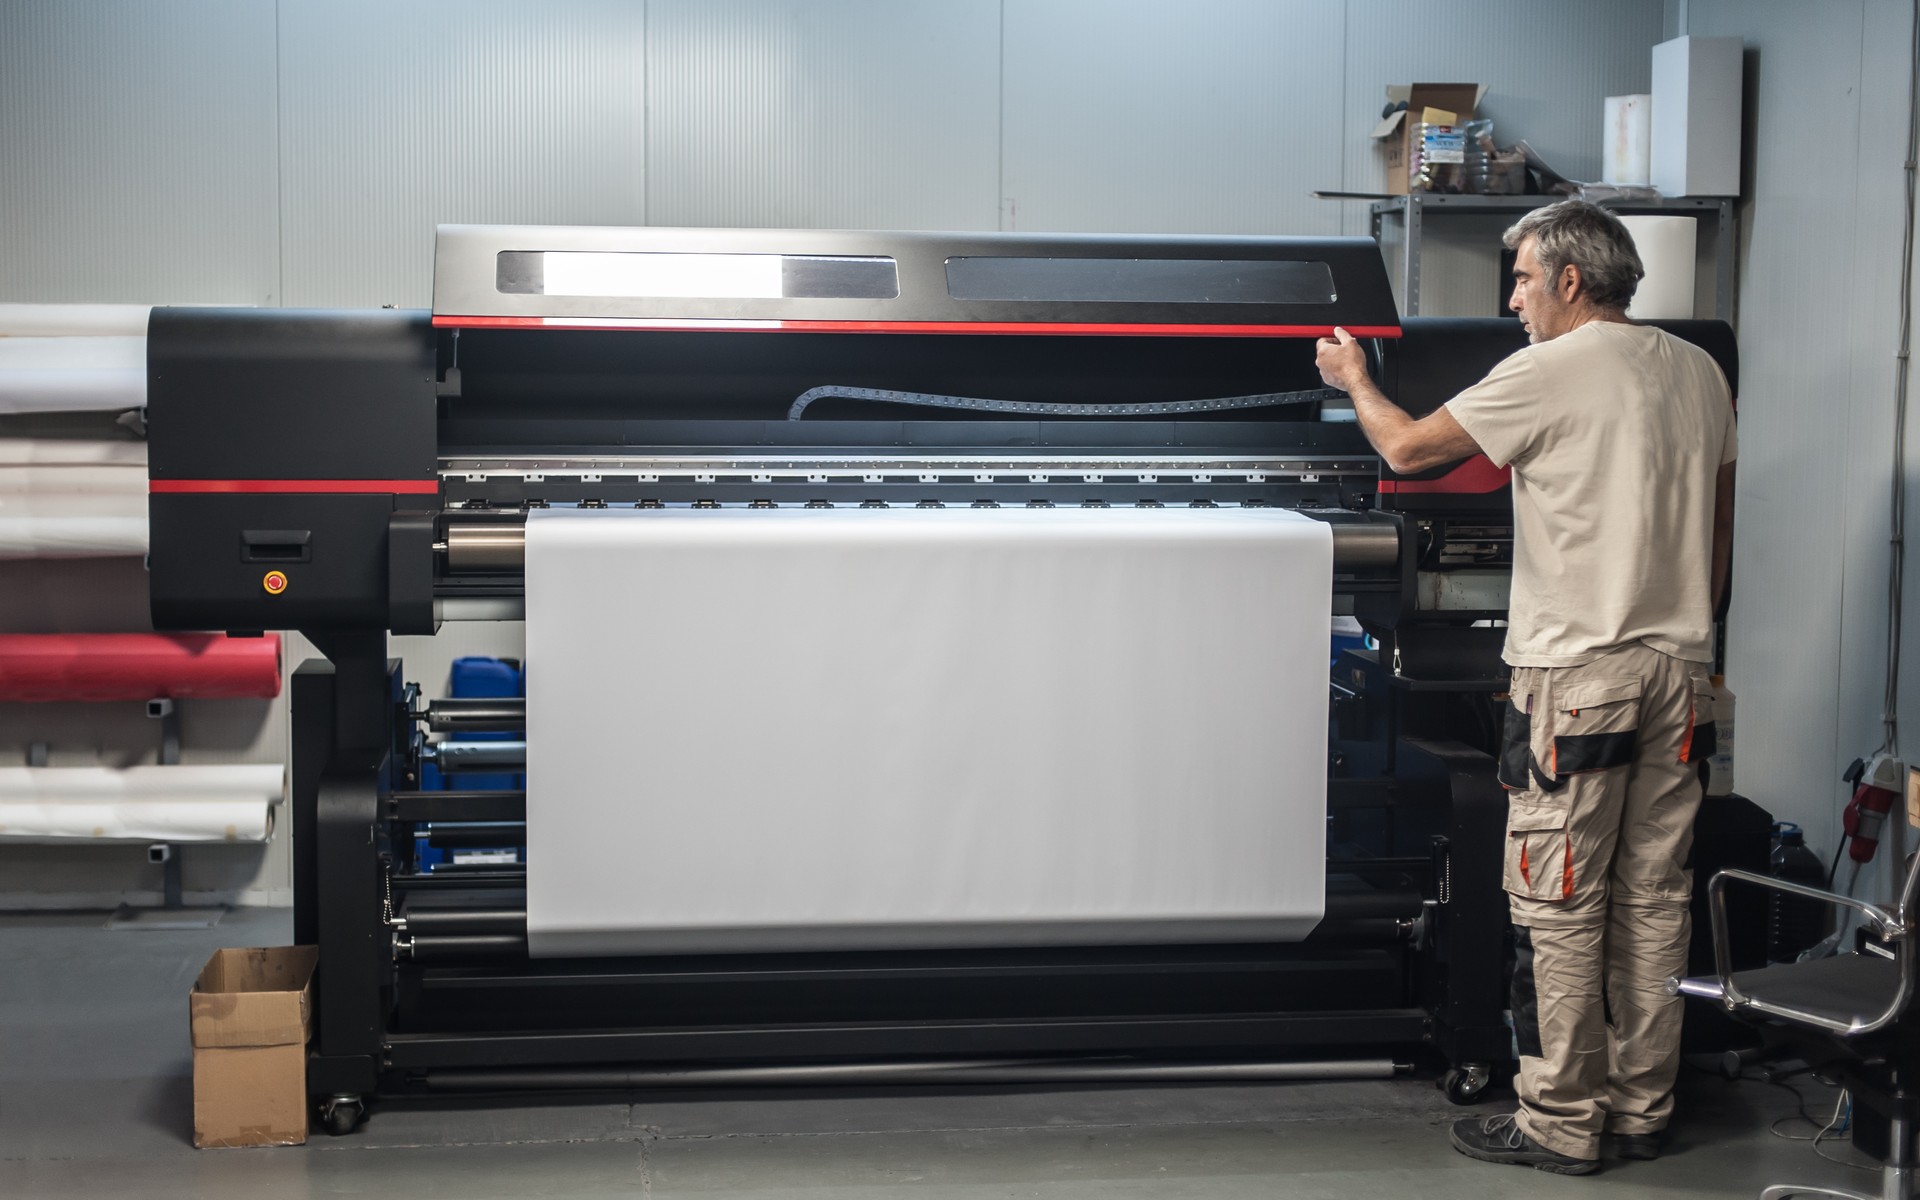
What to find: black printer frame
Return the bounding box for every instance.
[289,649,1514,1133]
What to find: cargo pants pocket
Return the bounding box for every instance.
[1505,798,1574,901]
[1548,676,1642,777]
[1683,674,1717,767]
[1497,692,1533,791]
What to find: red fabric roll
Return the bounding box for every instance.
[0,633,282,702]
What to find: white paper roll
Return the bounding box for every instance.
[0,368,146,415]
[1604,94,1653,187]
[0,336,147,414]
[525,507,1332,957]
[0,305,151,338]
[0,438,147,469]
[0,516,147,559]
[0,440,149,557]
[0,337,145,371]
[0,491,144,514]
[0,764,284,844]
[0,801,274,844]
[1619,214,1699,319]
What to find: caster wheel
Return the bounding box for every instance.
[1441,1063,1492,1105]
[319,1094,366,1136]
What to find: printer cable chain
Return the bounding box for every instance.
[786,384,1349,421]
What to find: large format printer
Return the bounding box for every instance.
[146,226,1736,1133]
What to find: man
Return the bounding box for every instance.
[1315,200,1737,1176]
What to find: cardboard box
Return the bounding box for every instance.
[190,946,317,1148]
[1370,83,1486,194]
[1651,35,1742,197]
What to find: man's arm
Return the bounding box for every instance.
[1712,461,1736,614]
[1315,327,1482,474]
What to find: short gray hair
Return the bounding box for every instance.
[1502,200,1644,310]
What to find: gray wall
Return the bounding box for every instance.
[1680,0,1919,905]
[0,0,1716,907]
[1,0,1668,306]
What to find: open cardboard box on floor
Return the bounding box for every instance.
[1371,82,1487,194]
[190,945,317,1148]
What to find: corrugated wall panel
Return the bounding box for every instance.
[277,0,647,308]
[646,0,1001,230]
[1688,0,1909,882]
[1338,0,1666,288]
[0,1,278,304]
[1341,0,1666,196]
[1845,0,1916,899]
[1001,0,1343,236]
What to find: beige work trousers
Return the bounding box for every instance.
[1497,642,1713,1161]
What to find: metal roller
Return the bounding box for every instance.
[429,740,527,769]
[416,822,526,849]
[424,1056,1407,1091]
[422,698,527,732]
[401,907,530,936]
[444,516,1401,574]
[443,524,525,572]
[406,933,528,961]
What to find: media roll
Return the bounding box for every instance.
[1619,215,1699,320]
[0,634,282,702]
[523,506,1333,957]
[0,764,284,843]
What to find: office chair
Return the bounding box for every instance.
[1673,848,1920,1200]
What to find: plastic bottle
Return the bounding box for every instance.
[1706,676,1735,797]
[1767,822,1832,963]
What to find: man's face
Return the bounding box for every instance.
[1508,237,1575,344]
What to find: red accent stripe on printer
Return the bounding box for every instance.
[431,315,1404,339]
[150,479,441,495]
[1375,456,1511,495]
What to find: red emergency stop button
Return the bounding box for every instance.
[262,570,288,595]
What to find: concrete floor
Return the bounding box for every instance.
[0,908,1886,1199]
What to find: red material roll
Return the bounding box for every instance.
[0,633,282,702]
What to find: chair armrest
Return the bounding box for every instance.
[1706,868,1911,1034]
[1709,869,1900,937]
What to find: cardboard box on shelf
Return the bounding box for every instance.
[190,946,317,1149]
[1370,83,1487,195]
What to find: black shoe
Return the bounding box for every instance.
[1612,1131,1664,1160]
[1449,1114,1599,1175]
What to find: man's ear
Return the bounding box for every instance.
[1558,263,1583,303]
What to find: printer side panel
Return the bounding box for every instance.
[146,308,438,633]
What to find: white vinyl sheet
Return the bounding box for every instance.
[524,507,1332,957]
[0,764,284,843]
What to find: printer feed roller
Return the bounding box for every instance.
[436,510,1402,576]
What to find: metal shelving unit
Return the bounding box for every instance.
[1366,193,1738,321]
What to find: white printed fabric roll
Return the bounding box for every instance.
[0,765,284,843]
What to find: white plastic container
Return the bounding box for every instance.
[1707,675,1736,797]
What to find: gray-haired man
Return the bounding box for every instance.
[1316,200,1738,1175]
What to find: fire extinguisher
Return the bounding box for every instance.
[1842,753,1904,870]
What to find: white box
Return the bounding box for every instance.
[1651,35,1743,198]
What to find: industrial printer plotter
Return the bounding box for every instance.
[145,226,1736,1133]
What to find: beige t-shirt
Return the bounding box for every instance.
[1443,321,1736,668]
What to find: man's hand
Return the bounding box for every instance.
[1321,326,1486,475]
[1315,327,1371,393]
